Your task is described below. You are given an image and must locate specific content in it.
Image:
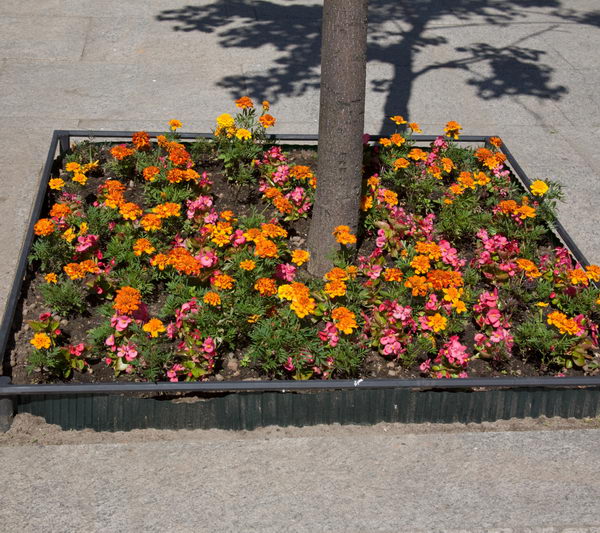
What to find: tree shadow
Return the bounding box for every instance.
[156,0,599,133]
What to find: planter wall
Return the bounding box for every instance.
[0,130,598,432]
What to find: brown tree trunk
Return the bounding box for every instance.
[307,0,368,278]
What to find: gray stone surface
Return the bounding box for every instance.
[1,428,600,531]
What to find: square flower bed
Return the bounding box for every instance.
[1,98,600,404]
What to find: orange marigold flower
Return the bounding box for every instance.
[458,171,476,190]
[239,259,256,271]
[427,269,463,290]
[393,158,410,171]
[325,267,350,282]
[133,238,155,256]
[498,200,518,215]
[262,100,270,111]
[408,148,427,161]
[120,202,143,221]
[390,115,407,125]
[113,286,142,315]
[331,307,358,334]
[489,136,503,148]
[290,294,316,319]
[530,180,549,196]
[408,122,422,133]
[405,275,430,297]
[31,332,51,350]
[212,274,235,290]
[166,168,186,184]
[49,178,65,190]
[586,265,600,282]
[132,131,151,149]
[151,253,169,270]
[167,247,201,276]
[72,172,88,185]
[235,96,254,109]
[382,189,398,206]
[333,225,357,245]
[168,146,192,167]
[50,203,71,219]
[45,273,58,284]
[110,144,135,160]
[157,135,169,148]
[427,313,448,332]
[441,157,455,173]
[569,268,589,286]
[516,258,541,279]
[261,223,287,239]
[80,260,100,274]
[361,195,373,211]
[289,165,314,181]
[324,280,347,298]
[65,162,81,172]
[410,255,431,275]
[474,171,490,186]
[140,214,162,232]
[383,268,403,282]
[254,277,278,296]
[273,195,294,214]
[143,166,160,182]
[143,318,166,337]
[34,218,55,236]
[259,114,276,128]
[254,237,278,258]
[235,128,252,141]
[415,241,442,261]
[152,202,181,219]
[514,204,536,220]
[547,311,580,336]
[379,138,391,147]
[291,250,310,266]
[444,121,462,140]
[390,133,405,146]
[169,119,182,131]
[203,292,221,306]
[243,228,262,242]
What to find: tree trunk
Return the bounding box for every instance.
[307,0,368,277]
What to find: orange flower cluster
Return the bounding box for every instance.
[333,225,357,245]
[586,265,600,282]
[113,286,142,315]
[426,270,464,290]
[49,203,72,219]
[289,165,315,187]
[405,275,430,296]
[110,144,135,161]
[132,131,151,150]
[410,255,431,274]
[393,158,410,171]
[383,268,403,282]
[100,179,127,208]
[133,238,155,256]
[263,187,294,215]
[140,214,162,232]
[497,198,536,220]
[207,221,233,247]
[212,273,235,290]
[475,147,506,170]
[427,313,448,332]
[166,247,201,276]
[235,96,254,109]
[143,166,160,182]
[547,311,581,336]
[324,279,347,298]
[65,160,98,185]
[119,202,143,221]
[408,148,428,161]
[167,168,200,184]
[259,114,276,128]
[261,223,287,239]
[516,258,542,279]
[254,277,277,296]
[152,202,181,219]
[278,282,316,318]
[167,143,192,167]
[63,260,100,280]
[325,267,350,282]
[31,332,52,350]
[331,307,358,334]
[143,318,165,337]
[415,241,442,261]
[203,291,221,306]
[444,121,462,140]
[568,268,589,286]
[291,249,310,266]
[239,259,256,271]
[34,218,56,236]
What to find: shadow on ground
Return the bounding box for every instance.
[157,1,600,132]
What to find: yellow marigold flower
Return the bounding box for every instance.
[235,96,254,109]
[143,318,166,338]
[333,225,357,245]
[324,267,349,282]
[213,274,235,290]
[331,307,358,334]
[393,158,410,171]
[119,202,143,221]
[203,292,222,306]
[34,218,55,236]
[235,128,252,141]
[113,286,142,315]
[151,253,169,270]
[569,268,589,286]
[408,148,427,161]
[248,314,261,323]
[31,332,51,350]
[427,313,447,332]
[83,160,99,173]
[390,115,407,125]
[383,268,403,282]
[216,113,235,128]
[324,280,347,298]
[44,273,58,284]
[444,121,462,140]
[259,114,276,128]
[408,122,422,133]
[361,195,373,211]
[64,262,85,280]
[367,175,380,189]
[78,222,88,236]
[346,266,359,279]
[254,277,278,297]
[379,137,391,147]
[140,214,162,232]
[530,180,549,196]
[382,189,398,206]
[474,171,490,186]
[514,204,536,220]
[152,202,180,219]
[586,265,600,282]
[49,178,65,190]
[243,228,262,242]
[410,255,431,275]
[239,259,256,271]
[441,157,455,173]
[290,294,316,318]
[405,275,430,297]
[169,119,182,131]
[278,282,311,302]
[291,250,310,266]
[458,171,476,190]
[65,162,81,172]
[62,228,76,243]
[261,223,287,239]
[133,238,155,256]
[536,302,549,307]
[390,133,405,146]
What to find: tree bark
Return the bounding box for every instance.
[307,0,368,277]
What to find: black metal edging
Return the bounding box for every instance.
[0,130,599,403]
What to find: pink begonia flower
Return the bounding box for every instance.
[272,165,289,185]
[186,195,213,219]
[69,343,85,357]
[485,308,502,328]
[288,187,305,204]
[365,264,383,280]
[420,360,431,373]
[425,294,439,311]
[283,357,295,372]
[75,234,99,252]
[117,343,138,362]
[318,322,339,347]
[197,250,218,268]
[203,210,218,224]
[202,337,216,355]
[442,336,469,365]
[105,334,117,352]
[39,312,52,321]
[275,263,296,282]
[111,314,132,332]
[166,322,178,339]
[375,229,387,249]
[105,357,113,365]
[231,229,246,247]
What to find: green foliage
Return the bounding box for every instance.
[39,280,87,317]
[143,182,196,205]
[327,337,368,376]
[437,195,493,242]
[27,347,68,378]
[85,206,119,239]
[514,314,575,367]
[29,237,71,272]
[88,320,115,350]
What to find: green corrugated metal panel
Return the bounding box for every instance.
[14,388,600,432]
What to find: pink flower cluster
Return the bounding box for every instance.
[364,300,417,359]
[420,336,469,379]
[473,289,514,360]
